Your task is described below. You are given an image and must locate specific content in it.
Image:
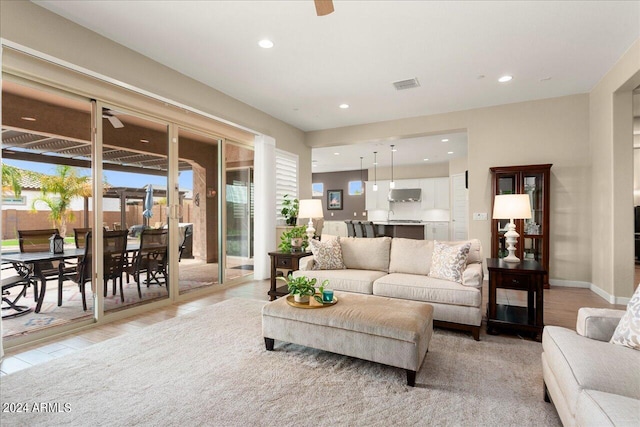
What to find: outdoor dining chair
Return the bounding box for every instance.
[17,228,75,306]
[59,230,129,311]
[125,228,168,298]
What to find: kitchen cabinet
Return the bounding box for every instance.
[394,179,420,189]
[490,164,551,287]
[420,177,450,210]
[365,180,390,211]
[425,221,450,240]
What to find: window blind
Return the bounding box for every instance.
[275,150,298,223]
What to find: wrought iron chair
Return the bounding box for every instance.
[1,262,35,319]
[125,229,168,298]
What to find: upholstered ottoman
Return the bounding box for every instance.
[262,292,433,386]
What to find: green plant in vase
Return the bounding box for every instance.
[277,274,317,303]
[278,225,308,253]
[281,194,299,226]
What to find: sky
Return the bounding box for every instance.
[4,159,193,190]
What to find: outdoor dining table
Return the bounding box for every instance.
[2,243,140,314]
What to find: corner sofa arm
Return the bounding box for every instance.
[298,255,315,271]
[576,308,625,342]
[462,263,484,288]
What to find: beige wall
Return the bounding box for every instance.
[589,39,640,299]
[0,0,310,195]
[367,162,450,181]
[449,157,468,176]
[307,95,592,284]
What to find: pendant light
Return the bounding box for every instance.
[359,156,364,193]
[390,144,396,189]
[373,152,378,191]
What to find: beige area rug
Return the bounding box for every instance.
[1,298,560,426]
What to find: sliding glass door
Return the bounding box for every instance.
[99,105,171,313]
[224,142,254,281]
[177,128,221,293]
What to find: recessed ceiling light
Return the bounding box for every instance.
[423,158,429,161]
[258,39,274,49]
[21,116,36,121]
[339,104,349,109]
[540,77,552,82]
[441,138,449,142]
[140,139,149,143]
[334,152,340,155]
[447,151,454,154]
[498,75,513,83]
[312,163,317,167]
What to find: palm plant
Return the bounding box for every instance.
[31,165,92,237]
[2,164,23,197]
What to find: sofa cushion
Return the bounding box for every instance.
[610,285,640,350]
[292,269,386,294]
[429,241,471,284]
[442,239,482,264]
[373,273,482,308]
[542,326,640,417]
[309,238,345,270]
[339,236,391,272]
[388,238,433,275]
[575,389,640,427]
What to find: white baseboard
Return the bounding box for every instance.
[549,279,630,305]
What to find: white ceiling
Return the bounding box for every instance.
[33,1,640,170]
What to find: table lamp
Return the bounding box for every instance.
[492,194,532,263]
[298,199,324,241]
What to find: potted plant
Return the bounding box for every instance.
[281,194,299,226]
[277,274,317,303]
[278,225,308,253]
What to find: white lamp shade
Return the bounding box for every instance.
[492,194,532,220]
[298,199,324,219]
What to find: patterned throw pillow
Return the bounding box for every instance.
[428,241,471,284]
[610,285,640,350]
[309,237,346,270]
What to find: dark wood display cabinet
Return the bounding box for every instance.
[490,164,552,287]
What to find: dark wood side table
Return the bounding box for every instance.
[486,258,547,341]
[268,251,310,301]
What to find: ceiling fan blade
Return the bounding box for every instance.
[106,115,124,129]
[314,0,334,16]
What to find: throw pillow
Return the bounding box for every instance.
[610,285,640,350]
[428,241,471,284]
[309,237,346,270]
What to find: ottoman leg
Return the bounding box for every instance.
[264,337,275,351]
[406,370,416,387]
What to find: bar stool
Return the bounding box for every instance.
[345,220,356,237]
[354,221,365,238]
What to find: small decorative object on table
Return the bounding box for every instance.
[277,274,333,307]
[49,233,64,254]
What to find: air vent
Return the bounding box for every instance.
[392,78,420,91]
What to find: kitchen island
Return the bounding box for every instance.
[372,221,449,240]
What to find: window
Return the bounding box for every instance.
[312,183,323,197]
[348,180,363,196]
[275,149,298,223]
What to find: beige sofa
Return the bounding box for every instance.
[542,308,640,426]
[293,236,483,340]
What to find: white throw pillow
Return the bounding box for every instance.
[309,237,346,270]
[428,241,471,284]
[610,285,640,350]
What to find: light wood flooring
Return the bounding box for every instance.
[0,279,628,376]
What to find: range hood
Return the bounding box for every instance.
[388,188,422,202]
